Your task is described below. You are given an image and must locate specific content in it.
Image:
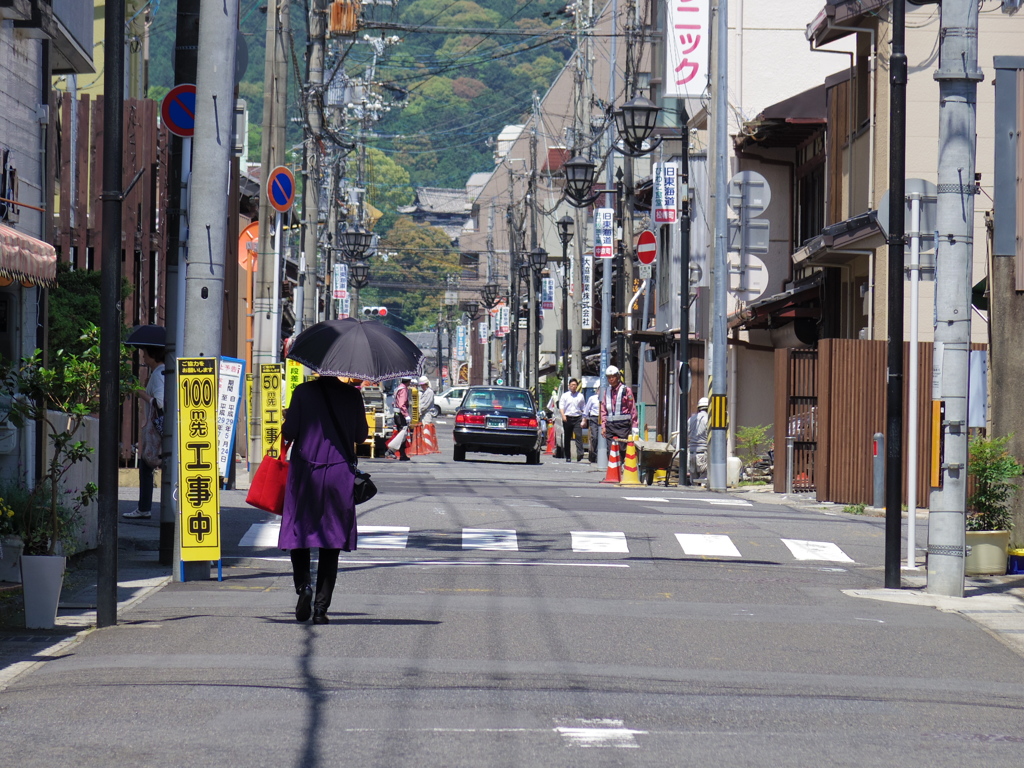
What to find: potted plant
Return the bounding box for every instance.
[0,324,105,627]
[965,434,1022,576]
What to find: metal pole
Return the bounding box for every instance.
[677,104,691,486]
[927,0,981,598]
[97,0,126,627]
[906,194,921,569]
[300,0,326,331]
[708,0,729,490]
[562,239,570,391]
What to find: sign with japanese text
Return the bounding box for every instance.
[339,297,350,319]
[498,303,510,336]
[284,359,303,408]
[332,263,348,299]
[665,0,709,100]
[245,372,254,449]
[217,357,245,480]
[541,277,554,310]
[260,364,284,459]
[581,253,593,329]
[479,320,488,343]
[177,358,221,562]
[455,324,467,361]
[653,162,679,223]
[595,208,615,258]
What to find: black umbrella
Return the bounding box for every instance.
[286,318,424,382]
[125,324,166,348]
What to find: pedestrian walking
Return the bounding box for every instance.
[599,366,637,456]
[390,376,412,461]
[687,397,710,484]
[417,375,435,424]
[280,376,368,624]
[124,345,165,520]
[582,391,600,463]
[558,378,586,462]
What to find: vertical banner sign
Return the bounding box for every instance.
[498,304,510,336]
[339,297,350,319]
[581,253,594,329]
[455,325,467,361]
[260,364,283,458]
[284,359,303,408]
[332,263,347,299]
[664,0,710,101]
[541,277,554,310]
[478,320,488,344]
[595,208,615,258]
[177,358,221,562]
[244,372,254,449]
[217,357,245,480]
[653,162,679,224]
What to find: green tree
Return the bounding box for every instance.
[366,147,415,236]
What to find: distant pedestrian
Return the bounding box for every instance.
[390,376,412,461]
[280,376,368,624]
[124,345,165,520]
[600,365,637,453]
[417,375,435,424]
[687,397,710,483]
[582,391,600,462]
[558,378,585,462]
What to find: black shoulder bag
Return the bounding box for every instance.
[320,384,378,505]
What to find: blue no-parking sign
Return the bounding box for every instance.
[161,84,197,138]
[267,166,296,212]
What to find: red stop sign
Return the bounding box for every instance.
[636,230,657,265]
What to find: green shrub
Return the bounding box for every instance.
[966,434,1022,532]
[736,424,772,469]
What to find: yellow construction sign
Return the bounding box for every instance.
[284,359,304,407]
[260,364,284,457]
[709,394,728,429]
[177,358,221,562]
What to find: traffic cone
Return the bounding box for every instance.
[545,423,556,455]
[601,439,622,483]
[619,439,641,485]
[422,423,440,454]
[407,425,424,455]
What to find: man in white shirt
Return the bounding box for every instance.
[582,391,600,462]
[687,397,710,483]
[417,376,435,424]
[558,378,586,462]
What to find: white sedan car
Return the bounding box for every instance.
[432,386,468,416]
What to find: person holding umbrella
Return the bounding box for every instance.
[282,317,423,623]
[123,326,166,520]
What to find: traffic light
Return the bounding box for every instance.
[362,306,388,318]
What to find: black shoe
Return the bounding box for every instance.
[399,456,411,461]
[566,458,572,463]
[295,585,313,622]
[312,608,329,625]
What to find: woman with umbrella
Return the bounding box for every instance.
[281,318,422,624]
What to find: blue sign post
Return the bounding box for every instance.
[161,84,197,138]
[267,166,296,213]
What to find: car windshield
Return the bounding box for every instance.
[466,389,533,411]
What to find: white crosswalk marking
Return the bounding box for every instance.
[571,531,629,553]
[462,528,518,551]
[782,538,855,563]
[554,719,647,748]
[675,533,742,558]
[239,522,280,548]
[359,526,410,549]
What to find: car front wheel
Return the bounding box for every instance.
[429,404,441,417]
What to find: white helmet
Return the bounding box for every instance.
[697,397,709,410]
[605,365,620,377]
[418,375,430,385]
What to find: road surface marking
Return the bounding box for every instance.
[623,496,670,503]
[359,526,410,549]
[675,533,741,558]
[554,719,647,748]
[239,522,280,548]
[571,531,629,553]
[462,528,519,550]
[696,498,753,507]
[782,538,855,563]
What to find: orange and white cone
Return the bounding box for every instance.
[601,439,622,483]
[545,423,556,455]
[422,423,440,454]
[619,439,641,485]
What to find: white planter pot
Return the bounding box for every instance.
[20,554,66,629]
[0,536,24,583]
[964,530,1010,576]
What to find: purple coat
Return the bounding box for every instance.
[278,378,368,551]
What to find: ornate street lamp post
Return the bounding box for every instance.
[556,216,574,393]
[528,247,548,399]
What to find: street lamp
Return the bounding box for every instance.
[338,227,373,262]
[349,261,369,289]
[556,216,574,391]
[481,282,501,308]
[563,156,602,208]
[528,247,548,399]
[613,96,663,157]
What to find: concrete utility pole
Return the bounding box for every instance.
[708,0,729,491]
[180,0,238,581]
[298,0,326,333]
[927,0,983,598]
[252,0,289,465]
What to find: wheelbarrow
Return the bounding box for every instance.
[634,439,677,486]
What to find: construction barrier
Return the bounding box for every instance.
[420,422,441,454]
[601,439,622,484]
[619,439,641,485]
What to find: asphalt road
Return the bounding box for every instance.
[3,424,1024,766]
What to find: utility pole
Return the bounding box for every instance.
[97,0,125,627]
[299,0,326,333]
[180,0,238,581]
[677,103,691,487]
[529,94,540,397]
[252,0,289,465]
[927,0,983,598]
[708,0,729,491]
[884,0,907,589]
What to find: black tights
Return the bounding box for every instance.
[290,548,341,610]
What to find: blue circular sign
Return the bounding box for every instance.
[267,166,295,212]
[162,84,197,138]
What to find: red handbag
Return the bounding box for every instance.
[245,436,292,515]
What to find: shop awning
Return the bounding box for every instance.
[0,224,57,288]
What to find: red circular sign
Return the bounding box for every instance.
[161,84,197,138]
[636,230,658,265]
[267,166,296,213]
